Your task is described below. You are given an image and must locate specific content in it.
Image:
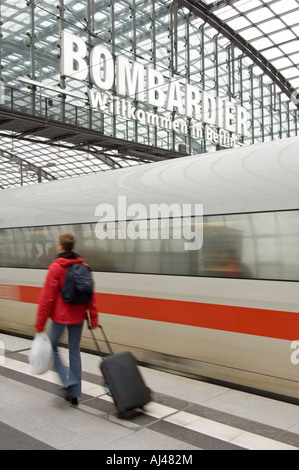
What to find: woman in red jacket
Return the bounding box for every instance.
[35,233,98,405]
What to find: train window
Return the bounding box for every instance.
[0,229,14,267]
[1,209,299,281]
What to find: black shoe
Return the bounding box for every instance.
[64,387,78,405]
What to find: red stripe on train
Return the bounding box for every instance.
[1,284,298,341]
[98,293,299,341]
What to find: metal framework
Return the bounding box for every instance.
[181,0,299,108]
[0,0,298,189]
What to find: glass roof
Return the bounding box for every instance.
[0,0,298,189]
[197,0,299,90]
[0,132,139,189]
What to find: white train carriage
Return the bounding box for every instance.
[1,136,299,400]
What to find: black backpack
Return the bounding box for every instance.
[61,263,94,305]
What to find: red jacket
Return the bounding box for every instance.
[35,254,98,333]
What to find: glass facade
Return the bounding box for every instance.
[0,0,298,188]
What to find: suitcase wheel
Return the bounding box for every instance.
[118,409,139,419]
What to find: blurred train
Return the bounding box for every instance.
[1,136,299,401]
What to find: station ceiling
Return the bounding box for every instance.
[0,0,299,189]
[183,0,299,99]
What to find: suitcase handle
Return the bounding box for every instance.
[86,313,114,356]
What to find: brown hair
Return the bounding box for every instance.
[59,233,75,252]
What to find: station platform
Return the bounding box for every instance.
[0,332,299,452]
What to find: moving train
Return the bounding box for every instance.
[1,136,299,401]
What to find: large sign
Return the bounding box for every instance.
[61,30,249,148]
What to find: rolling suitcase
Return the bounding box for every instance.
[87,318,151,418]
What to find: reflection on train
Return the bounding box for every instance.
[1,136,299,401]
[1,210,299,281]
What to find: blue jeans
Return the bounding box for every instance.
[49,321,84,398]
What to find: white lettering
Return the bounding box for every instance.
[88,89,110,110]
[95,203,116,240]
[95,197,203,251]
[202,91,216,125]
[145,110,160,127]
[106,455,141,467]
[116,56,145,101]
[90,45,114,90]
[135,108,145,122]
[60,30,250,141]
[182,204,203,251]
[185,83,201,119]
[147,66,165,108]
[61,30,87,80]
[217,97,224,128]
[291,341,299,365]
[236,105,249,137]
[127,202,148,240]
[166,79,184,114]
[224,100,236,133]
[149,203,182,240]
[205,126,236,148]
[191,123,203,139]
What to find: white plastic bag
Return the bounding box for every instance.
[29,332,53,375]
